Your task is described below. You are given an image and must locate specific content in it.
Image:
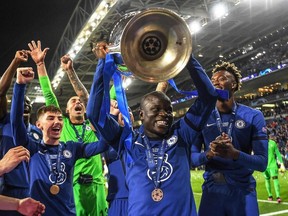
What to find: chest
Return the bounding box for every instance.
[61,121,96,142]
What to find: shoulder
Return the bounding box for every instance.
[63,140,79,147]
[237,103,263,116]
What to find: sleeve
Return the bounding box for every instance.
[38,75,59,107]
[234,111,268,171]
[10,83,29,148]
[190,132,210,167]
[183,55,218,131]
[86,59,121,142]
[82,138,110,158]
[274,141,284,164]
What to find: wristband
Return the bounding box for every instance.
[37,62,44,67]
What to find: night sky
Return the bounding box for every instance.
[0,0,79,76]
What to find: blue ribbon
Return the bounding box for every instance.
[113,72,132,129]
[168,79,198,96]
[99,54,117,128]
[99,53,133,163]
[168,79,229,100]
[113,69,133,162]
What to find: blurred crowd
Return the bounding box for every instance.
[266,116,288,166]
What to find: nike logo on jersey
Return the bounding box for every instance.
[135,141,144,147]
[206,123,216,127]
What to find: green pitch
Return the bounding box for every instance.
[191,170,288,215]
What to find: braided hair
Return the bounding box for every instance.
[212,61,242,91]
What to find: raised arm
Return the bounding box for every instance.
[0,50,28,119]
[86,58,121,142]
[28,40,59,107]
[61,54,89,106]
[184,55,218,130]
[156,81,169,93]
[10,68,34,148]
[86,42,121,142]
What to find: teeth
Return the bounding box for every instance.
[157,121,167,126]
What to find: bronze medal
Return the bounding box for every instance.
[50,184,60,195]
[151,188,163,202]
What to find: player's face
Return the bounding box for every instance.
[24,96,32,114]
[23,96,32,123]
[66,96,86,117]
[140,95,173,139]
[37,111,63,142]
[211,70,237,94]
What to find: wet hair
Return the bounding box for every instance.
[140,91,171,109]
[212,61,242,91]
[24,95,31,104]
[37,105,62,120]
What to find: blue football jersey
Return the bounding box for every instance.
[10,82,108,216]
[0,115,29,195]
[191,104,268,188]
[125,122,198,216]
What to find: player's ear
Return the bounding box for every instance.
[139,109,144,121]
[231,82,237,90]
[36,120,43,130]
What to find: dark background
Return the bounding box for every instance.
[0,0,79,76]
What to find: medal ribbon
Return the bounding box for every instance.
[70,121,87,142]
[214,103,237,137]
[142,135,167,189]
[44,143,62,184]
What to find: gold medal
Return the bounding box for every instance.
[151,188,163,202]
[50,184,60,195]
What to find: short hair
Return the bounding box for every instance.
[140,91,171,109]
[37,105,62,120]
[24,95,31,104]
[212,61,242,91]
[24,95,32,111]
[89,40,108,50]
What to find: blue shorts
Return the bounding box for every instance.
[108,198,128,216]
[199,182,259,216]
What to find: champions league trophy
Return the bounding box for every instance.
[106,7,192,83]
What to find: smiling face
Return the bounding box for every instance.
[37,112,63,144]
[66,96,85,121]
[139,92,173,139]
[36,107,63,145]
